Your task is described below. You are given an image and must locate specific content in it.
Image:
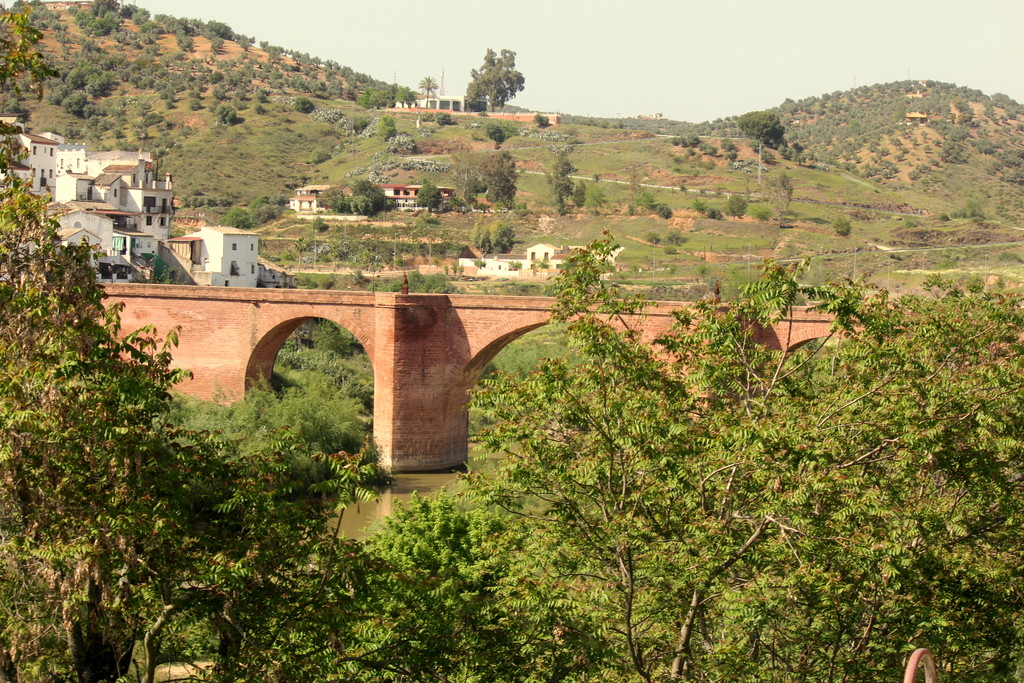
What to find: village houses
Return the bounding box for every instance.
[459,243,623,279]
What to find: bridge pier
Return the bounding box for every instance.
[371,293,468,472]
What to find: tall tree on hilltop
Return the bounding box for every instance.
[738,110,785,148]
[466,48,525,111]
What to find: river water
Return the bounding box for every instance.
[337,446,496,539]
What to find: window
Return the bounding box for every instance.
[112,235,126,253]
[146,216,152,226]
[250,244,254,251]
[232,243,237,251]
[251,264,255,274]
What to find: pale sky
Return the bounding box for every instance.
[136,0,1024,122]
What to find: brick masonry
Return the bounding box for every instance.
[104,285,835,471]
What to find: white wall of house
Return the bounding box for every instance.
[199,226,259,287]
[457,255,524,277]
[56,210,114,252]
[526,243,559,264]
[54,174,95,202]
[56,144,86,175]
[19,134,58,196]
[57,228,103,255]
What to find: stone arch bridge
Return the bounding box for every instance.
[104,285,834,471]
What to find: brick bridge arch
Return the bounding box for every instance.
[104,285,835,471]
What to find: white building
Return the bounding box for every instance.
[53,161,174,239]
[50,206,161,283]
[166,225,259,287]
[289,185,332,213]
[458,243,622,279]
[413,94,481,112]
[17,131,60,196]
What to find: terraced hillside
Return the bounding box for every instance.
[6,2,1024,296]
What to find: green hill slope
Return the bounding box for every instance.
[7,2,1024,295]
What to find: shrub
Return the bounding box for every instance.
[833,215,852,236]
[377,115,397,140]
[725,194,748,218]
[213,104,240,126]
[294,96,315,114]
[748,205,772,221]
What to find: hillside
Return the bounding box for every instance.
[6,2,1024,297]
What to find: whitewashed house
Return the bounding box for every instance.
[166,225,259,287]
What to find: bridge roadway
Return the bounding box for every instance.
[104,284,834,471]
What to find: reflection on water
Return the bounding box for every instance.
[336,446,495,539]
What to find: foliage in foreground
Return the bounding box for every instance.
[471,239,1024,681]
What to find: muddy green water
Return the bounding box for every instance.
[336,446,495,539]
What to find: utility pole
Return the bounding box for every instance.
[757,141,763,185]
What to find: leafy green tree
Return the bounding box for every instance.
[466,48,525,111]
[213,103,241,125]
[738,110,785,148]
[584,183,607,213]
[474,240,1024,681]
[490,221,516,253]
[348,179,389,216]
[484,120,516,146]
[294,95,315,113]
[0,82,373,683]
[356,87,395,109]
[766,170,794,220]
[634,189,657,211]
[572,179,587,208]
[223,206,254,229]
[478,150,519,208]
[547,149,577,215]
[725,193,748,217]
[395,85,417,107]
[62,90,88,117]
[450,147,485,206]
[416,179,442,211]
[377,114,397,140]
[350,493,595,681]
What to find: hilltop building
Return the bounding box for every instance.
[413,94,482,113]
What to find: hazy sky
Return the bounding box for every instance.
[136,0,1024,122]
